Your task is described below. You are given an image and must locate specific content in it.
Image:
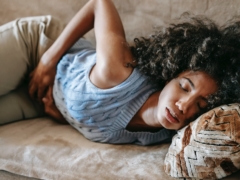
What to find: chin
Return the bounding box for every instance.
[161,122,177,130]
[160,119,179,130]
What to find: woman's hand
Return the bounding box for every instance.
[29,0,96,100]
[42,86,68,124]
[29,53,57,101]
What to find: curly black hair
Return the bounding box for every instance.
[130,14,240,111]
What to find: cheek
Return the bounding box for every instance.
[161,82,174,95]
[160,83,179,101]
[158,88,170,105]
[158,81,181,113]
[157,84,177,116]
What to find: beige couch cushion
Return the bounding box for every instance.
[0,118,174,180]
[1,0,240,179]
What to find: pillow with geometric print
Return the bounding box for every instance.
[164,103,240,179]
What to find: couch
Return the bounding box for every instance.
[0,0,240,179]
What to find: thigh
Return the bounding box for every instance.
[0,16,64,96]
[0,84,44,125]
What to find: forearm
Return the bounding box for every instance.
[30,0,122,99]
[43,0,95,65]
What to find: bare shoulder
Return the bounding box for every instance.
[90,38,136,89]
[89,0,137,89]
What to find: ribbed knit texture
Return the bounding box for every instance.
[53,39,173,145]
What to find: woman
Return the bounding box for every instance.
[0,0,239,145]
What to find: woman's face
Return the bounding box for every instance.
[156,70,217,130]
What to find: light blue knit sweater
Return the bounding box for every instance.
[53,39,173,145]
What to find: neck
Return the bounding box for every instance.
[126,91,162,132]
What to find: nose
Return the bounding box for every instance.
[175,96,195,114]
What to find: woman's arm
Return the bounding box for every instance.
[29,0,133,99]
[42,0,96,64]
[29,0,96,100]
[90,0,134,89]
[29,0,133,121]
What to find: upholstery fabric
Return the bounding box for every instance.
[0,118,173,180]
[165,104,240,179]
[1,0,240,179]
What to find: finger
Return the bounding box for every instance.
[37,87,46,101]
[43,105,50,115]
[29,69,35,78]
[42,98,48,109]
[42,97,48,104]
[42,97,51,114]
[42,99,55,116]
[42,94,52,104]
[47,86,53,97]
[43,87,52,102]
[42,90,53,104]
[29,83,38,100]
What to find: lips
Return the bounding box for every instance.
[165,108,179,124]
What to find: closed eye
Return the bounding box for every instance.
[179,83,188,92]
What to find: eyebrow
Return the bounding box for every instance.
[183,77,208,102]
[183,77,195,89]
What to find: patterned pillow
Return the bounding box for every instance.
[164,104,240,179]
